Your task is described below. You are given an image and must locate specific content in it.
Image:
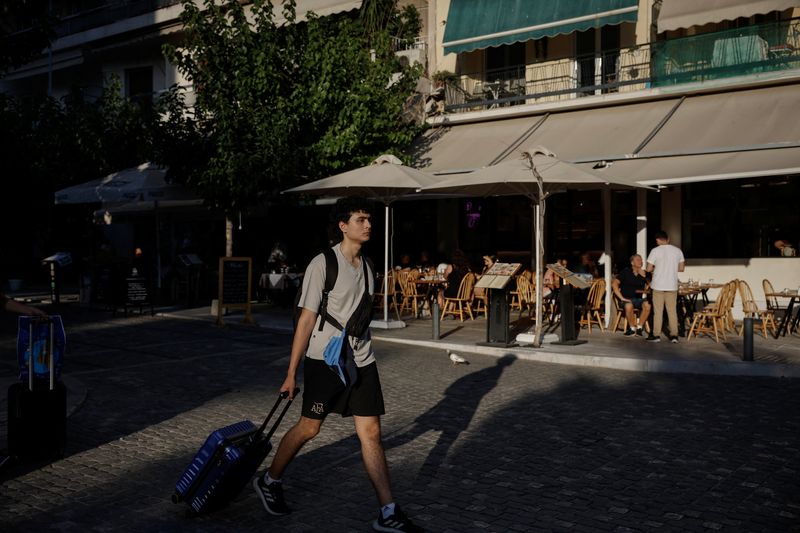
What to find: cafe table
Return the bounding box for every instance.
[413,277,447,317]
[764,289,799,338]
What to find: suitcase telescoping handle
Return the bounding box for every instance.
[27,317,56,391]
[253,388,300,443]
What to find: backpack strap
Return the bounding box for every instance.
[318,247,342,331]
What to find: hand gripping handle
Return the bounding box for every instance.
[255,388,300,442]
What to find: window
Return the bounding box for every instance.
[125,66,153,110]
[682,176,800,258]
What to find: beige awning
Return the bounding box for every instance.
[584,147,800,185]
[412,83,800,187]
[658,0,799,32]
[637,84,800,156]
[411,115,545,173]
[412,98,680,174]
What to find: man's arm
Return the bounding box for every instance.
[4,297,47,316]
[646,262,654,273]
[611,278,627,301]
[280,308,317,400]
[678,261,685,273]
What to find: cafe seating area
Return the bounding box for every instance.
[373,265,798,350]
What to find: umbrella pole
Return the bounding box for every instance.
[155,201,162,290]
[384,203,389,323]
[534,199,544,347]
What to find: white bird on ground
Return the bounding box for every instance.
[449,352,469,365]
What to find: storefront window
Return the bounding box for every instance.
[682,175,800,258]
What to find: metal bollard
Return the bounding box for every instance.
[431,299,440,340]
[742,317,753,361]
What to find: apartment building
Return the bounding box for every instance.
[412,0,800,300]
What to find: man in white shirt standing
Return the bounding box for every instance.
[645,231,685,343]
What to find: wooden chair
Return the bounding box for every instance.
[441,272,476,321]
[610,296,650,334]
[472,283,488,318]
[509,270,532,311]
[738,280,777,338]
[515,275,537,319]
[578,278,606,333]
[687,280,736,343]
[398,270,425,318]
[374,270,401,320]
[763,278,789,318]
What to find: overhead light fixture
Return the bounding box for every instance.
[592,160,612,169]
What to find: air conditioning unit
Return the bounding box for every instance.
[396,47,426,68]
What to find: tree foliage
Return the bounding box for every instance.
[163,0,424,210]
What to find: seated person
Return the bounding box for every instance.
[473,254,497,299]
[573,252,600,279]
[612,254,651,336]
[774,239,797,257]
[438,250,471,307]
[396,253,413,271]
[543,257,567,298]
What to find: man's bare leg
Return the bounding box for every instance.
[354,415,393,506]
[268,416,323,479]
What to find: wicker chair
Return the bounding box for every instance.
[515,275,537,319]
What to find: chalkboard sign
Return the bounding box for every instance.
[217,257,253,326]
[125,276,149,305]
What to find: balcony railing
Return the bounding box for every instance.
[651,17,800,86]
[439,18,800,114]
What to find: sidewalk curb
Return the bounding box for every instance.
[371,335,800,379]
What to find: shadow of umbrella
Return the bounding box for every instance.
[283,155,440,329]
[383,354,516,484]
[419,146,644,346]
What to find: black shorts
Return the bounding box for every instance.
[301,358,385,419]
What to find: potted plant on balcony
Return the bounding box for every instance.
[431,69,456,88]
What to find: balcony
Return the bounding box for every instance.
[438,18,800,115]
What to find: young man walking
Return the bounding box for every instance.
[254,197,422,533]
[645,231,685,343]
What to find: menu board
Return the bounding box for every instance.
[217,257,254,326]
[220,258,251,306]
[546,263,591,289]
[125,276,149,305]
[474,262,522,289]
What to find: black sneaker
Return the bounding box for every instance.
[373,505,424,532]
[635,328,644,337]
[253,476,291,516]
[623,328,636,336]
[646,334,661,342]
[670,336,679,344]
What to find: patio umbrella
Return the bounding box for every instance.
[283,154,440,329]
[420,146,635,346]
[55,162,200,290]
[54,162,195,204]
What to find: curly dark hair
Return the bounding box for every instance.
[329,196,374,242]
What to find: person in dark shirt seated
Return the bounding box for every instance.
[438,249,471,308]
[612,254,651,336]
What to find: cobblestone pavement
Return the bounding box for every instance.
[1,311,799,532]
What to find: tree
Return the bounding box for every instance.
[163,0,424,255]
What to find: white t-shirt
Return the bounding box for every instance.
[298,244,375,367]
[646,244,685,291]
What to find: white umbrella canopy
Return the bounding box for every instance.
[420,146,637,346]
[283,154,440,202]
[54,162,195,204]
[283,154,439,329]
[421,146,630,199]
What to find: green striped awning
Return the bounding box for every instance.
[443,0,639,55]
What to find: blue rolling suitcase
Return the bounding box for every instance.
[172,388,298,514]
